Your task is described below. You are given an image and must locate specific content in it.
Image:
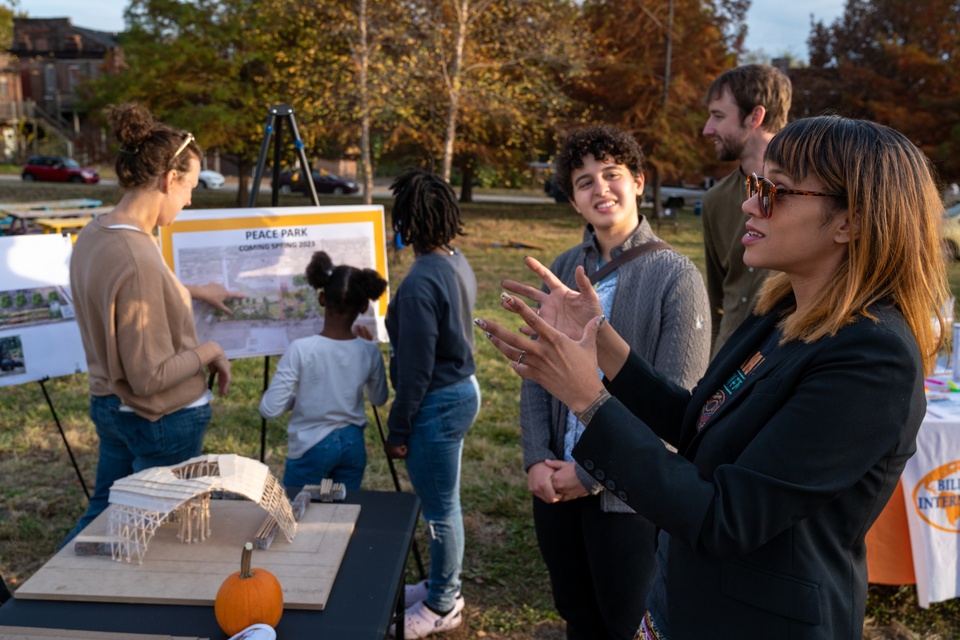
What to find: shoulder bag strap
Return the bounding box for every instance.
[588,240,672,285]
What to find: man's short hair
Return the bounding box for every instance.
[555,125,644,199]
[705,64,792,133]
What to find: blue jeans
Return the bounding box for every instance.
[283,425,366,490]
[404,375,480,613]
[60,395,210,547]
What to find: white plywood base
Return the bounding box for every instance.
[16,500,359,610]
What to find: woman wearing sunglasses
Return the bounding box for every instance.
[61,103,235,546]
[477,115,947,639]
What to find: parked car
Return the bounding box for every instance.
[544,175,568,203]
[198,169,225,189]
[21,156,99,184]
[942,202,960,260]
[272,169,359,195]
[645,185,707,208]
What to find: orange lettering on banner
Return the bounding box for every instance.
[913,460,960,533]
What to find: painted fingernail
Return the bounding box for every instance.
[597,315,606,328]
[500,291,514,304]
[473,318,487,329]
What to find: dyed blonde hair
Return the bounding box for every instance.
[754,115,947,372]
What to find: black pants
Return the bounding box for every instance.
[533,493,657,640]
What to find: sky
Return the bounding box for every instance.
[23,0,846,62]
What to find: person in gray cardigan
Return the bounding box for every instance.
[520,125,710,639]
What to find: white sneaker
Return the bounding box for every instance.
[390,596,465,638]
[405,579,429,604]
[403,580,462,606]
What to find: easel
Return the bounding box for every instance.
[247,105,318,463]
[248,104,320,209]
[38,375,90,499]
[245,105,426,581]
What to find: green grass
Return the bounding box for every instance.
[0,183,958,638]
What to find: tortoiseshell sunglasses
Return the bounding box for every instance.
[745,172,843,218]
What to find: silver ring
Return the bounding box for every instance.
[517,351,526,365]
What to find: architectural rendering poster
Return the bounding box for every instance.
[159,205,388,360]
[0,234,86,387]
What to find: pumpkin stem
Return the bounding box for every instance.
[240,541,254,579]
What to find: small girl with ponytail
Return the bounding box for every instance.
[260,251,388,489]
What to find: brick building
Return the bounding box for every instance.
[3,18,122,163]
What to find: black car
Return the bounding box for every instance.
[544,175,568,203]
[272,170,359,195]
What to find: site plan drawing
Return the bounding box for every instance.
[159,206,388,360]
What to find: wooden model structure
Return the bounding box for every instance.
[101,454,296,564]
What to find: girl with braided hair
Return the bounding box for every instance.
[385,169,480,638]
[260,251,388,490]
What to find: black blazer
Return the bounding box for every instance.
[573,300,925,639]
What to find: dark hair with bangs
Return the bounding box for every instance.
[555,125,644,199]
[754,115,947,372]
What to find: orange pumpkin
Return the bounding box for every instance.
[215,542,283,635]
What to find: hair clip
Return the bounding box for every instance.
[119,145,140,155]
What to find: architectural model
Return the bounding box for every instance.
[96,454,296,564]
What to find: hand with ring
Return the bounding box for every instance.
[500,256,602,340]
[474,295,607,416]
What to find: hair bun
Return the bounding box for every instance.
[108,102,156,148]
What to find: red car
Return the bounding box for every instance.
[22,156,100,184]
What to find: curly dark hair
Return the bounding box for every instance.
[555,125,644,199]
[305,251,387,316]
[108,102,201,189]
[389,168,465,254]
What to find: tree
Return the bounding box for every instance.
[81,0,349,205]
[566,0,748,217]
[316,0,401,204]
[798,0,960,181]
[388,0,592,200]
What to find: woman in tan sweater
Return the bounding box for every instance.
[61,103,233,546]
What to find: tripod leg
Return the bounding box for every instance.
[248,108,280,208]
[261,355,270,463]
[286,113,321,207]
[372,404,427,581]
[38,378,90,499]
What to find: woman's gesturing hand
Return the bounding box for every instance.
[500,257,601,340]
[475,291,606,416]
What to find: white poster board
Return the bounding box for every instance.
[158,205,389,360]
[0,234,87,386]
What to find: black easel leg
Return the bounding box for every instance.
[38,377,90,499]
[261,355,270,463]
[373,405,427,581]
